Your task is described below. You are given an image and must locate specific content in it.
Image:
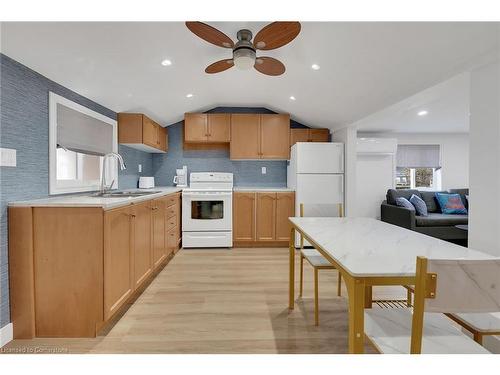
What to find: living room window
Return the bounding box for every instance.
[395,144,442,190]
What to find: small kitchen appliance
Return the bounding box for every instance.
[173,166,188,187]
[138,176,155,189]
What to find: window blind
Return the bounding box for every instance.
[56,103,113,156]
[396,144,441,169]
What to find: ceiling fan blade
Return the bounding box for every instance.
[253,22,301,50]
[254,57,285,76]
[205,59,234,74]
[185,22,234,48]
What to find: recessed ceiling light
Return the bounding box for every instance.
[417,110,428,116]
[289,96,296,101]
[311,64,320,70]
[186,93,194,98]
[161,59,172,66]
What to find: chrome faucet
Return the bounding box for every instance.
[100,152,127,194]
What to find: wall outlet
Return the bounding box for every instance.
[261,166,266,175]
[138,164,142,173]
[0,148,16,167]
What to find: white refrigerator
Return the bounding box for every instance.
[287,142,345,247]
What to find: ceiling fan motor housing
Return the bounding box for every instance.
[233,29,256,70]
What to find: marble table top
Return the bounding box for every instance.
[289,217,496,277]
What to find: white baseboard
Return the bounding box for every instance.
[0,323,13,348]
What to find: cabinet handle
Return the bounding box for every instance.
[152,207,159,211]
[130,214,136,218]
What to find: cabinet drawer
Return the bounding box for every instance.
[166,215,176,231]
[166,205,176,218]
[167,226,177,252]
[166,195,177,207]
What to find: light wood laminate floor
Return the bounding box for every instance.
[3,248,406,354]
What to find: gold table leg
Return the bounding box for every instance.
[346,276,366,353]
[289,227,295,310]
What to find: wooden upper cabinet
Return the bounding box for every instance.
[256,193,276,241]
[104,205,133,320]
[184,113,230,143]
[230,113,290,160]
[290,128,330,146]
[260,114,290,159]
[233,192,256,242]
[184,113,208,142]
[118,113,167,153]
[290,128,310,146]
[230,114,261,159]
[275,192,295,241]
[208,113,230,142]
[309,129,330,142]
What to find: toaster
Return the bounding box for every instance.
[139,176,155,189]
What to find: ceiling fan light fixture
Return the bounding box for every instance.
[233,47,256,70]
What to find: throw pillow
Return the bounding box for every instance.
[410,194,428,216]
[435,193,468,214]
[395,197,415,211]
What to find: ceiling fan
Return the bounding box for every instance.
[185,21,301,76]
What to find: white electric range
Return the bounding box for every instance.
[182,172,233,248]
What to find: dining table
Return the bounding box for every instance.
[287,217,493,354]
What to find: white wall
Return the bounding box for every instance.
[468,61,500,257]
[358,132,470,190]
[332,126,357,217]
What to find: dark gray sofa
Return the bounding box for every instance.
[381,188,468,240]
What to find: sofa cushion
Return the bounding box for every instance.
[386,189,421,206]
[415,213,468,227]
[395,197,415,211]
[410,194,428,216]
[448,188,469,209]
[435,193,468,214]
[418,191,445,213]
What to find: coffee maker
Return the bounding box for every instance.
[173,166,188,187]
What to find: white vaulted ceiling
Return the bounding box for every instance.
[1,22,498,129]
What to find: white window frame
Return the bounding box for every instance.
[409,167,442,191]
[49,92,118,195]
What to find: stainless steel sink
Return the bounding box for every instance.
[91,190,161,198]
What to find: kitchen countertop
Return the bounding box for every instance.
[8,187,182,210]
[233,187,295,192]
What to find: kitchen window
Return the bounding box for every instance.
[49,92,118,195]
[395,144,442,190]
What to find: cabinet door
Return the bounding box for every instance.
[230,114,261,159]
[290,128,310,146]
[184,113,208,142]
[104,206,133,320]
[143,116,158,148]
[207,113,230,142]
[152,199,166,269]
[167,227,177,255]
[158,126,168,152]
[310,128,330,142]
[233,192,256,241]
[275,192,295,241]
[132,201,152,288]
[256,192,276,241]
[260,114,290,159]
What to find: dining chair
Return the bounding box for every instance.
[298,202,343,326]
[406,284,500,345]
[364,256,499,354]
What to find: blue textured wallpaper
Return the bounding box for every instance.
[153,109,293,187]
[0,54,151,328]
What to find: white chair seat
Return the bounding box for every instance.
[300,249,333,267]
[364,308,490,354]
[450,312,500,333]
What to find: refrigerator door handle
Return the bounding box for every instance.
[340,148,344,173]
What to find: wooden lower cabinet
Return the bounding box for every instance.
[256,193,276,241]
[233,191,295,246]
[104,205,133,320]
[233,192,256,241]
[8,192,182,339]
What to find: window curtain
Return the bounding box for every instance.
[56,103,113,156]
[396,144,441,169]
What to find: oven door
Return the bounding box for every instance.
[182,191,232,232]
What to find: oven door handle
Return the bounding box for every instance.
[182,192,232,198]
